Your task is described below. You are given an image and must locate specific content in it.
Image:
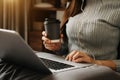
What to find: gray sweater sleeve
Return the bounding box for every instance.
[113,60,120,72]
[113,38,120,72]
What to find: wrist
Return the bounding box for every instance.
[94,60,116,70]
[94,60,102,65]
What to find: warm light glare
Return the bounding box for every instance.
[5,0,15,3]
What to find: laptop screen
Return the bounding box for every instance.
[0,29,52,74]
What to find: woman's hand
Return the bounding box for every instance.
[65,50,116,70]
[65,50,94,63]
[42,31,63,51]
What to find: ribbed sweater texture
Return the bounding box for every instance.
[66,0,120,72]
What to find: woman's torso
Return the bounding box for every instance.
[66,0,120,60]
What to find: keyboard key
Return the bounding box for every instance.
[40,58,74,70]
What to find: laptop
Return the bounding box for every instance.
[0,29,92,75]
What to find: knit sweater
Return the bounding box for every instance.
[64,0,120,72]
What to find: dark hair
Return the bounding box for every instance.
[59,0,86,54]
[60,0,86,31]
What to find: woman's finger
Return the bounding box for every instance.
[72,51,83,60]
[42,31,47,36]
[65,50,77,61]
[44,43,60,51]
[42,36,51,43]
[73,58,83,63]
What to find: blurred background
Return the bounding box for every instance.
[0,0,69,52]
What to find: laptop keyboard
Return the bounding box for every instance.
[40,58,74,70]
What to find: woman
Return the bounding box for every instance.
[42,0,120,72]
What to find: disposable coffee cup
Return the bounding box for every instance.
[44,18,60,43]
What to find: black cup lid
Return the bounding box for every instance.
[44,18,60,24]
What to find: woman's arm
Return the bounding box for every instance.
[95,60,116,70]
